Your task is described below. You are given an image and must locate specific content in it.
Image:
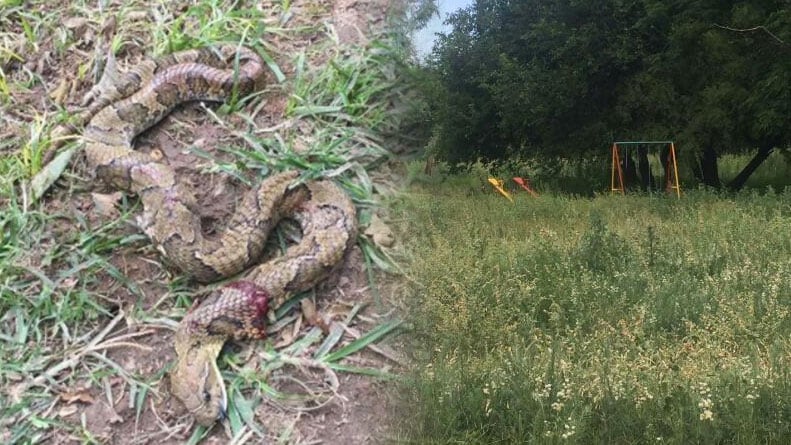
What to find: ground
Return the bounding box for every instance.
[0,1,408,444]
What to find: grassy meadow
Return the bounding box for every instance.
[394,162,790,444]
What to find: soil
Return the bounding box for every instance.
[3,0,408,444]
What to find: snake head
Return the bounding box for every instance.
[170,339,228,426]
[170,281,271,426]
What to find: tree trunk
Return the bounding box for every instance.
[620,150,637,189]
[727,145,774,191]
[424,155,435,175]
[693,146,721,188]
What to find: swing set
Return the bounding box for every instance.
[610,141,681,198]
[484,140,682,201]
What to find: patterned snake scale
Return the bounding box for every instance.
[81,44,357,426]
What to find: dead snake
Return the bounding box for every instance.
[81,44,357,426]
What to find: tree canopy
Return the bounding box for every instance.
[419,0,790,188]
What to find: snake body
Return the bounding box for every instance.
[82,45,357,426]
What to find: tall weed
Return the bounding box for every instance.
[395,186,791,444]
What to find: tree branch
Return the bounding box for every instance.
[713,24,788,47]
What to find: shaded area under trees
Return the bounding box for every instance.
[415,0,790,190]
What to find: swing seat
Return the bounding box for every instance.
[512,177,539,197]
[487,177,514,203]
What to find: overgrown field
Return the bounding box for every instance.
[395,178,790,444]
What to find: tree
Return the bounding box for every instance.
[419,0,790,189]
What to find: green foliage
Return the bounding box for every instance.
[573,211,632,274]
[395,184,791,443]
[415,0,791,187]
[411,148,791,196]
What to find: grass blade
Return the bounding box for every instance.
[321,319,402,363]
[28,146,75,203]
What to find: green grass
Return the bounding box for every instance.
[394,180,791,444]
[718,150,791,191]
[1,0,410,442]
[409,149,791,197]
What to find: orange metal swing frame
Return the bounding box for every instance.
[610,141,681,198]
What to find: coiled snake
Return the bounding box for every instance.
[80,44,357,426]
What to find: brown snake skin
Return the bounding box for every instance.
[81,45,357,426]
